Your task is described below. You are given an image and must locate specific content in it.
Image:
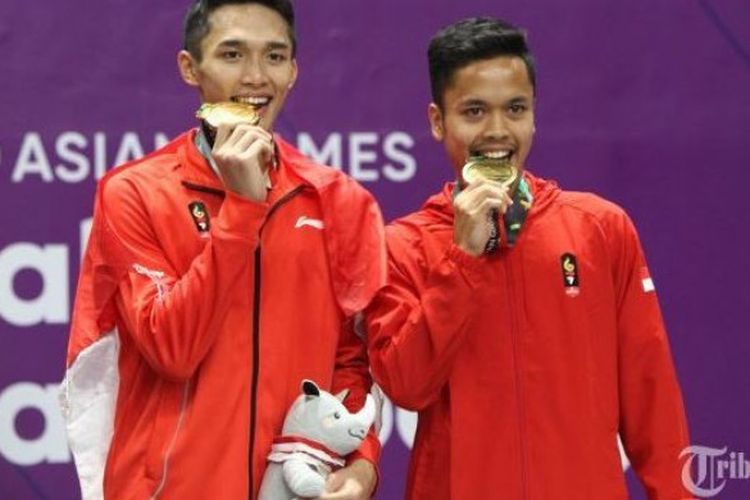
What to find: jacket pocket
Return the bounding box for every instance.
[145,381,191,489]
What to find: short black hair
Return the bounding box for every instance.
[428,17,536,108]
[183,0,296,61]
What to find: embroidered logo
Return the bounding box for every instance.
[295,216,324,230]
[188,201,210,234]
[561,253,580,297]
[641,266,655,293]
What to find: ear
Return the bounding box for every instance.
[177,50,200,88]
[287,59,299,90]
[301,379,320,399]
[334,389,350,403]
[428,103,444,142]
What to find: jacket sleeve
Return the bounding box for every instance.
[328,316,381,473]
[365,230,486,411]
[611,213,692,499]
[98,175,268,381]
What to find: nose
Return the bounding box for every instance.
[349,427,366,439]
[241,56,268,86]
[484,111,511,140]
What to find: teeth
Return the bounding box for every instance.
[483,151,511,159]
[234,96,271,106]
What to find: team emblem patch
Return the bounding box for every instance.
[189,201,210,233]
[561,253,580,297]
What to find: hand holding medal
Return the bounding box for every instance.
[196,101,274,202]
[453,155,518,256]
[463,156,519,254]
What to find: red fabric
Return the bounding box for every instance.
[366,174,691,499]
[272,436,345,462]
[65,130,385,499]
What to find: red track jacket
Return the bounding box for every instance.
[366,174,691,499]
[61,130,385,499]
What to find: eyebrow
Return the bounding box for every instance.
[459,98,488,107]
[217,39,245,49]
[266,41,291,51]
[216,39,291,51]
[507,96,531,104]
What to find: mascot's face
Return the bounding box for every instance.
[282,380,376,456]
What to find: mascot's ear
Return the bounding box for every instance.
[301,379,320,399]
[334,389,350,403]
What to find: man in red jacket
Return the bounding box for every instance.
[366,17,691,499]
[60,1,384,499]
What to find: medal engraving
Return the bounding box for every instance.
[461,156,519,187]
[196,101,261,129]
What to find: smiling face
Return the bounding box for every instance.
[428,55,535,184]
[178,3,298,131]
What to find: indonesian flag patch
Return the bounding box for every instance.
[640,266,655,293]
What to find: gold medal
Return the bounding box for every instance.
[461,156,519,187]
[196,101,260,129]
[461,156,520,256]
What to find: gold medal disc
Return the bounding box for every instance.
[462,156,519,187]
[196,101,260,129]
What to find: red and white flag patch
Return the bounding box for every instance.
[640,266,655,293]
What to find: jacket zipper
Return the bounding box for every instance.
[505,256,529,499]
[150,380,192,499]
[248,185,306,499]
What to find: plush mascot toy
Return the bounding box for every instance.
[258,379,376,500]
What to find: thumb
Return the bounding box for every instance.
[325,471,345,492]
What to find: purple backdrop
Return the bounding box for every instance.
[1,0,749,498]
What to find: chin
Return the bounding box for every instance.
[260,112,277,130]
